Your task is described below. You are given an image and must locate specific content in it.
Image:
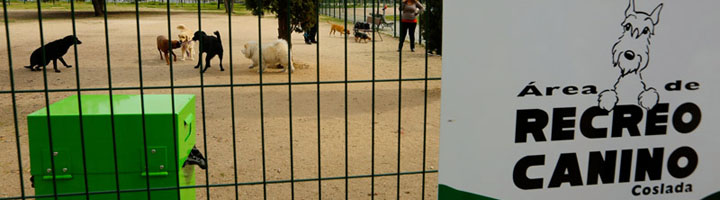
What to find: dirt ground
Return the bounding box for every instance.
[0,10,441,200]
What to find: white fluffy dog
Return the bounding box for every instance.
[176,24,195,61]
[241,39,294,73]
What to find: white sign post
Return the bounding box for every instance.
[440,0,720,199]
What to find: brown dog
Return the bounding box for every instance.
[157,35,182,65]
[329,24,350,36]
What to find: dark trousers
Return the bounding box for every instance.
[304,24,319,42]
[399,22,417,50]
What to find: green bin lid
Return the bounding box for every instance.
[28,94,195,116]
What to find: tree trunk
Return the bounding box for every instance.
[224,0,233,13]
[277,0,291,48]
[91,0,105,16]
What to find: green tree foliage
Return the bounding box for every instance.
[245,0,318,44]
[420,0,441,55]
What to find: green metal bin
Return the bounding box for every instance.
[27,94,199,200]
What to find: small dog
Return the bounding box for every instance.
[177,24,195,61]
[598,0,662,111]
[24,35,82,73]
[329,23,350,36]
[241,39,294,73]
[156,35,182,65]
[191,31,224,72]
[354,31,371,43]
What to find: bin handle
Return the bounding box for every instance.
[141,172,169,177]
[42,175,72,180]
[183,114,194,142]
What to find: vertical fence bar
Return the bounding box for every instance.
[393,0,396,37]
[396,0,403,197]
[343,0,350,199]
[370,0,376,199]
[33,0,61,199]
[421,1,430,199]
[101,0,123,198]
[331,0,333,18]
[69,0,91,198]
[164,0,183,198]
[135,0,153,198]
[3,0,27,198]
[343,0,349,198]
[286,0,295,199]
[228,3,240,200]
[414,0,420,44]
[256,0,268,198]
[196,0,212,198]
[315,0,322,198]
[352,0,355,22]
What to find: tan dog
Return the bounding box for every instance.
[329,23,350,36]
[156,35,182,65]
[177,24,195,61]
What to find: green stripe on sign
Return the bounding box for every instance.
[704,191,720,200]
[439,184,497,200]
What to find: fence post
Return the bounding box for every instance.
[353,0,356,22]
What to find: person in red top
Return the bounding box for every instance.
[398,0,424,52]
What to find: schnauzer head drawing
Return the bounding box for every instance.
[612,0,663,75]
[598,0,663,111]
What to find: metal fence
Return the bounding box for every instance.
[1,0,440,199]
[15,0,241,5]
[321,0,414,40]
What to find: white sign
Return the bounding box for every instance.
[440,0,720,199]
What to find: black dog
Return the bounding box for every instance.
[191,31,224,73]
[354,31,371,43]
[24,35,82,73]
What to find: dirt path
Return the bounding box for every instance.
[0,11,441,199]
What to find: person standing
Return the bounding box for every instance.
[304,23,319,44]
[398,0,424,52]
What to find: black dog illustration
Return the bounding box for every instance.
[24,35,82,73]
[191,31,224,73]
[598,0,663,111]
